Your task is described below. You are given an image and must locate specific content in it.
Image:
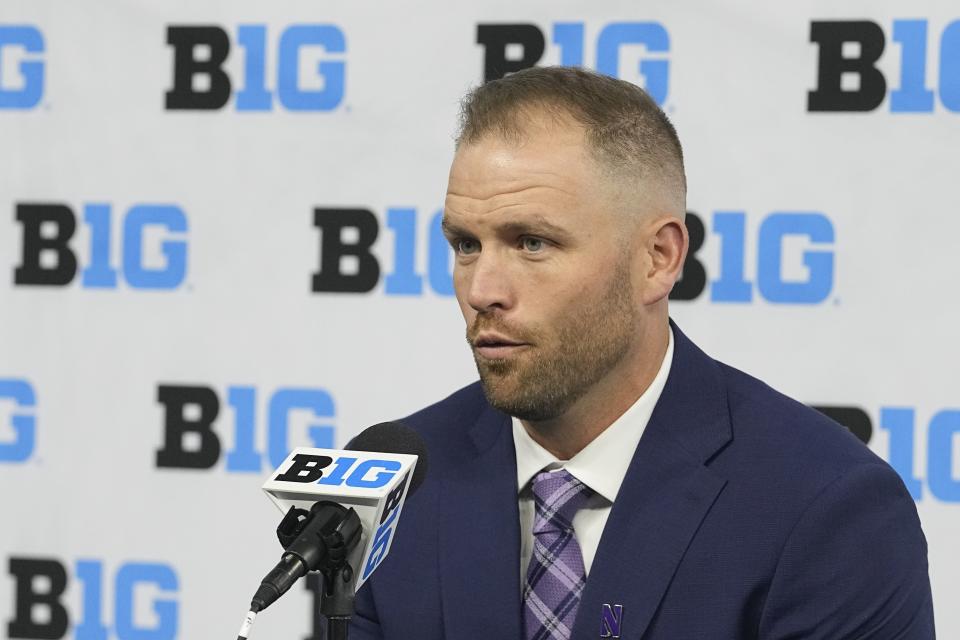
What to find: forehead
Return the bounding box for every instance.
[450,116,593,182]
[445,121,605,220]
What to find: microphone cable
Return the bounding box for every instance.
[235,603,259,640]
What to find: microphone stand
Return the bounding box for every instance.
[319,562,355,640]
[275,503,361,640]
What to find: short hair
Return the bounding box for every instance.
[456,66,686,209]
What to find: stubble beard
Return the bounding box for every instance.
[469,259,637,422]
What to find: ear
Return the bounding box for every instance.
[639,215,688,305]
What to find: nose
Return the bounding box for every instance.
[459,250,515,313]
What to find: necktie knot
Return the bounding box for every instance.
[531,469,592,535]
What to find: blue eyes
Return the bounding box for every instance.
[521,237,544,252]
[454,237,546,255]
[456,238,480,255]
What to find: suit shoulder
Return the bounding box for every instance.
[714,360,886,488]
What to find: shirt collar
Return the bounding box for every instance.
[513,326,675,503]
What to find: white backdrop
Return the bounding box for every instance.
[1,1,957,638]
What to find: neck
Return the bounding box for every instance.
[520,320,670,460]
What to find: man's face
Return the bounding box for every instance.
[443,116,643,421]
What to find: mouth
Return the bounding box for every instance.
[472,333,529,359]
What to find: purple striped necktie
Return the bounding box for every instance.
[523,468,593,640]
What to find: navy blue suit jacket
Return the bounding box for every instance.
[351,324,935,639]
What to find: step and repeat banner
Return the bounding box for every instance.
[1,0,957,638]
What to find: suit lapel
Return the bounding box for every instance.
[573,324,732,640]
[438,404,522,639]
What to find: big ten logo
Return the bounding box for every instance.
[12,203,188,290]
[808,19,960,112]
[0,378,35,463]
[0,25,44,110]
[274,453,401,489]
[813,405,960,503]
[476,22,670,104]
[311,207,453,296]
[165,24,346,111]
[6,557,178,640]
[671,211,835,304]
[155,384,336,472]
[361,472,410,580]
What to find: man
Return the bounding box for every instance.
[350,67,935,639]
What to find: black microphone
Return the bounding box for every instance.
[347,421,429,493]
[238,422,428,639]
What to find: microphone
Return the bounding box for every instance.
[238,422,427,639]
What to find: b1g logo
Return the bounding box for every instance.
[155,384,336,472]
[312,207,453,296]
[672,211,835,304]
[477,22,670,104]
[809,19,960,112]
[0,25,44,109]
[165,24,346,111]
[0,378,35,463]
[6,557,178,640]
[813,405,960,503]
[362,472,410,579]
[12,203,188,290]
[275,452,401,489]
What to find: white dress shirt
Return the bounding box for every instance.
[513,327,674,582]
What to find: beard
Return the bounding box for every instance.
[467,258,636,421]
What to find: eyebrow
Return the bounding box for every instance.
[440,216,466,237]
[441,215,573,243]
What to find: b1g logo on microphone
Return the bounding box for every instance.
[312,206,454,296]
[477,22,670,104]
[361,471,410,580]
[12,203,188,290]
[264,447,417,589]
[813,405,960,503]
[0,378,35,463]
[165,24,346,111]
[155,384,336,473]
[0,25,44,110]
[275,453,400,488]
[809,19,960,112]
[6,557,178,640]
[671,211,836,304]
[274,452,414,579]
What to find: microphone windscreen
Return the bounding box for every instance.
[346,422,429,495]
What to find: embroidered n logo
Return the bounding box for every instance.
[600,603,623,638]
